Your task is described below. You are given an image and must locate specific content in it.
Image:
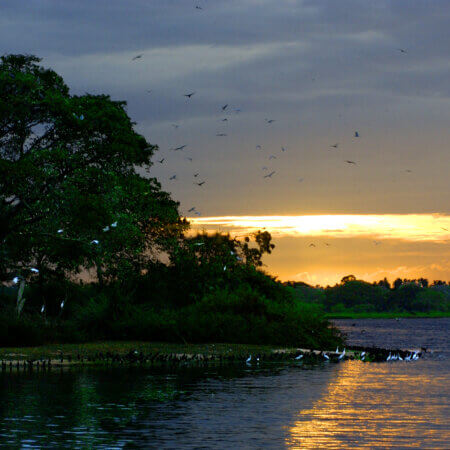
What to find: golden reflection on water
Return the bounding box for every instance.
[286,361,449,449]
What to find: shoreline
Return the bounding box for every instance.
[0,341,422,369]
[327,312,450,319]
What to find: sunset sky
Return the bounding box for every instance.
[2,0,449,284]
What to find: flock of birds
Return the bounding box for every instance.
[245,347,421,365]
[128,43,415,226]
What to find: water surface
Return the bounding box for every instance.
[0,318,448,448]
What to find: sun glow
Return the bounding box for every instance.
[188,214,450,242]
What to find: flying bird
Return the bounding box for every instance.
[173,145,187,151]
[195,5,203,9]
[216,133,227,136]
[269,155,277,160]
[262,166,268,171]
[221,118,228,122]
[222,104,228,111]
[309,243,316,247]
[345,160,357,165]
[157,158,165,164]
[132,54,143,61]
[172,124,179,129]
[405,169,412,173]
[265,119,275,124]
[193,173,199,177]
[256,145,262,150]
[188,207,196,212]
[263,171,275,178]
[146,90,152,94]
[281,147,286,152]
[398,48,407,53]
[441,227,448,231]
[169,175,177,180]
[185,157,193,162]
[330,143,339,149]
[184,92,195,98]
[196,181,205,186]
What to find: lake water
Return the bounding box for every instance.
[0,318,448,448]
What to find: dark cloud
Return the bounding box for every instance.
[1,0,449,216]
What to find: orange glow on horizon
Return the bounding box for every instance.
[188,214,450,243]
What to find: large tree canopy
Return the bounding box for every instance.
[0,54,186,284]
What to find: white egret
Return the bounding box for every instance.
[40,305,45,313]
[111,222,118,227]
[30,268,39,273]
[338,349,346,360]
[91,240,99,245]
[246,355,252,364]
[323,353,329,360]
[12,276,19,284]
[103,226,110,232]
[295,354,303,360]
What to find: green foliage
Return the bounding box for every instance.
[0,54,186,287]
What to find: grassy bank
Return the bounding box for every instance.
[0,341,292,362]
[327,311,450,319]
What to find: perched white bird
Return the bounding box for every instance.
[323,353,330,360]
[386,353,392,361]
[336,347,339,353]
[40,305,45,314]
[57,229,64,234]
[60,300,65,309]
[246,355,252,364]
[111,221,118,228]
[223,266,227,271]
[30,268,39,273]
[361,351,366,358]
[295,354,303,360]
[338,349,346,360]
[12,276,19,284]
[103,226,110,232]
[91,240,99,245]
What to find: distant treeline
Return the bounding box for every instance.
[284,275,450,314]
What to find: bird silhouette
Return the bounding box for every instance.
[184,92,195,98]
[195,5,203,9]
[221,118,228,122]
[398,48,407,53]
[256,145,262,150]
[354,131,359,137]
[172,124,179,129]
[188,207,196,212]
[146,90,152,94]
[281,147,286,152]
[345,160,357,165]
[222,104,228,111]
[269,155,277,160]
[169,175,177,180]
[330,143,339,149]
[157,158,165,163]
[173,145,187,151]
[216,133,227,136]
[193,173,199,177]
[263,171,275,178]
[265,119,275,124]
[132,54,143,61]
[441,227,448,231]
[196,181,205,186]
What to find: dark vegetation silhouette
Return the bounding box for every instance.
[0,54,341,348]
[286,275,450,315]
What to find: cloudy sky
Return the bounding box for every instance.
[2,0,449,284]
